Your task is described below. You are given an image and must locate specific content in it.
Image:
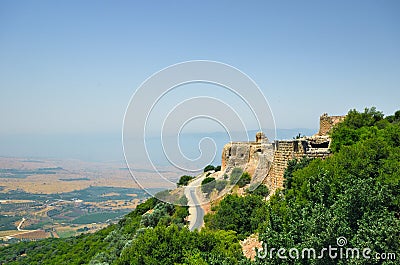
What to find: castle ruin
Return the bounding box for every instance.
[220,114,345,193]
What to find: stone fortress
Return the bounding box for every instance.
[220,113,345,193]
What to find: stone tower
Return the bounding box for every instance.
[318,113,345,136]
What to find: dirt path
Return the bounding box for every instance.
[17,217,26,231]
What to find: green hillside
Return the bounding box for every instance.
[1,107,399,265]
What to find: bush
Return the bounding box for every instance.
[215,180,228,192]
[201,177,216,194]
[330,107,384,152]
[140,202,174,227]
[203,165,215,172]
[247,184,269,197]
[237,172,251,188]
[177,175,194,186]
[214,165,221,172]
[230,167,243,184]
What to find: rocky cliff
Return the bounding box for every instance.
[221,132,274,185]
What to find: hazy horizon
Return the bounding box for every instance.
[0,128,317,163]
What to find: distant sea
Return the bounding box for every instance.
[0,128,316,165]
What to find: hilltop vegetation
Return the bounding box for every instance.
[1,107,399,264]
[206,107,400,264]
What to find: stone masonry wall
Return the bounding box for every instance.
[263,138,331,193]
[318,113,345,136]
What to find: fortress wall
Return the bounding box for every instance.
[264,141,305,191]
[221,137,331,193]
[264,140,330,193]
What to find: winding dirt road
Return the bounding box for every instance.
[17,217,26,231]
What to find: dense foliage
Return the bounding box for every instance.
[116,225,243,265]
[330,107,386,152]
[246,184,269,197]
[205,194,267,240]
[283,156,312,191]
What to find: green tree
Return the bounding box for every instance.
[203,165,215,172]
[205,194,267,239]
[255,107,400,264]
[283,156,311,192]
[330,107,384,152]
[177,175,194,186]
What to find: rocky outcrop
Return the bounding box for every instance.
[221,132,274,185]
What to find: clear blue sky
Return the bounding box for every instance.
[0,1,399,160]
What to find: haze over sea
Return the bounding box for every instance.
[0,129,315,165]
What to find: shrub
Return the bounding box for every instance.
[246,184,269,197]
[215,180,228,192]
[177,175,194,186]
[237,172,251,188]
[201,177,216,194]
[230,168,243,184]
[203,165,215,172]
